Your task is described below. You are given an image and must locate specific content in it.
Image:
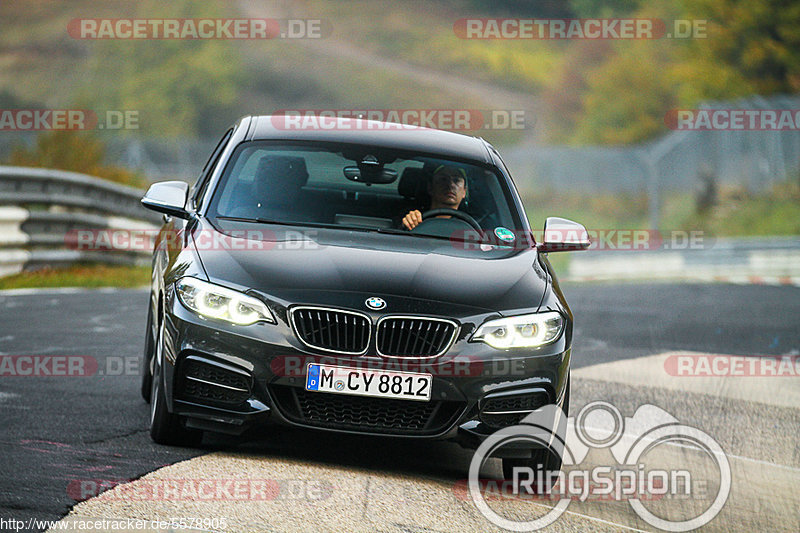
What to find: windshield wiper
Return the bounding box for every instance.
[216,216,404,234]
[216,216,343,230]
[376,227,474,243]
[217,216,494,244]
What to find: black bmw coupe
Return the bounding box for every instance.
[140,115,589,475]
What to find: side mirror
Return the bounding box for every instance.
[538,217,590,253]
[141,181,190,220]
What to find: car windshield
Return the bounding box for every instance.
[207,141,519,240]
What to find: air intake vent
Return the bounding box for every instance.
[291,307,371,354]
[376,317,458,358]
[479,391,551,428]
[176,357,251,407]
[270,385,465,435]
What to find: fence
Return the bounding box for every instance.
[502,94,800,228]
[0,166,160,277]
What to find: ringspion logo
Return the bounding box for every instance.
[467,402,730,531]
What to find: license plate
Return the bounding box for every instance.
[305,363,432,402]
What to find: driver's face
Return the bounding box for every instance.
[428,170,467,209]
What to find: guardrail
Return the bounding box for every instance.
[566,236,800,285]
[0,166,163,278]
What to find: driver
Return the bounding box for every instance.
[402,164,468,230]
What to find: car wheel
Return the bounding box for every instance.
[503,448,561,494]
[140,304,155,403]
[502,445,562,480]
[149,312,202,447]
[502,376,570,485]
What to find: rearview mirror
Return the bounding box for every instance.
[342,165,398,184]
[141,181,190,219]
[538,217,590,253]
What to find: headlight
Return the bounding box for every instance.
[471,311,563,349]
[176,277,275,325]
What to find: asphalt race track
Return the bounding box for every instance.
[0,282,798,532]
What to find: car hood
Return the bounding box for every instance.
[191,219,548,315]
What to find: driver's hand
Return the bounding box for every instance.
[402,210,422,230]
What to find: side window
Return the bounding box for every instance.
[192,128,233,209]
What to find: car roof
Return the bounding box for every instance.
[245,115,492,163]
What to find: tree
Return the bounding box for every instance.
[573,41,678,144]
[86,0,243,138]
[679,0,800,95]
[8,130,145,188]
[570,0,642,18]
[558,0,800,144]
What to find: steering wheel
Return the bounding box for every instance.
[418,208,482,232]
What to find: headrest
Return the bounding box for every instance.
[254,155,309,190]
[398,167,430,199]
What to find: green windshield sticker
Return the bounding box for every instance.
[494,227,515,242]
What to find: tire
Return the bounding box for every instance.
[149,313,202,447]
[140,305,155,403]
[502,446,562,484]
[502,375,570,486]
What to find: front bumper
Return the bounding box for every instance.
[160,293,571,455]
